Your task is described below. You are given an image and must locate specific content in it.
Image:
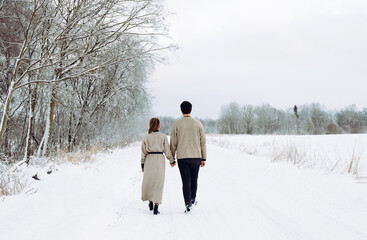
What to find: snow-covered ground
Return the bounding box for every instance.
[208,134,367,177]
[1,135,367,240]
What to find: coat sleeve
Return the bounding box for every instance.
[199,123,207,160]
[141,136,148,164]
[163,135,175,163]
[170,123,177,159]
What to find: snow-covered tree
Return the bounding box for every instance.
[242,105,255,134]
[0,0,173,160]
[336,105,366,133]
[217,102,243,134]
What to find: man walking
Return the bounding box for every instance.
[170,101,207,213]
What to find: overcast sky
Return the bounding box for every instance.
[148,0,367,119]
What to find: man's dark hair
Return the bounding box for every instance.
[180,101,192,114]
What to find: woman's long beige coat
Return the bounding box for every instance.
[141,132,174,204]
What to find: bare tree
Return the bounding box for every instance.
[336,105,366,133]
[1,0,173,160]
[255,104,281,134]
[159,116,176,135]
[199,118,217,134]
[242,105,255,134]
[217,102,242,134]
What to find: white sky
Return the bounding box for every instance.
[148,0,367,119]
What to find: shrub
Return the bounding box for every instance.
[326,123,341,134]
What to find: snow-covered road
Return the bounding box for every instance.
[1,137,367,240]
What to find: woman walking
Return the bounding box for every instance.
[141,118,176,215]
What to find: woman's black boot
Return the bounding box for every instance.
[148,201,153,211]
[153,204,160,215]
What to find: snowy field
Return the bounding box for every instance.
[1,134,367,240]
[208,134,367,177]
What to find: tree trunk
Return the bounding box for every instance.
[3,124,10,157]
[71,98,89,149]
[42,84,57,156]
[0,81,15,146]
[68,111,73,151]
[24,84,38,163]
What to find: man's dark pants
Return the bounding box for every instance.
[177,158,202,206]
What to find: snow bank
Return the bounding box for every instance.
[207,134,367,177]
[0,147,109,197]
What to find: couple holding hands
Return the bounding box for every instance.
[141,101,207,215]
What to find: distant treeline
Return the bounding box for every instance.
[159,103,367,135]
[158,117,217,135]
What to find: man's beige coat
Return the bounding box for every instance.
[170,116,207,160]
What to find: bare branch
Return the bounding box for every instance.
[0,0,5,11]
[14,55,130,89]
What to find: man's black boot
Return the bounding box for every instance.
[153,204,160,215]
[148,201,153,211]
[185,203,192,213]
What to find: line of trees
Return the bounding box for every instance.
[158,116,217,135]
[148,103,367,136]
[0,0,172,162]
[217,102,367,135]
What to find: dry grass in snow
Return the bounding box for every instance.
[207,134,367,178]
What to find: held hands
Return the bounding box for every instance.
[170,160,176,167]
